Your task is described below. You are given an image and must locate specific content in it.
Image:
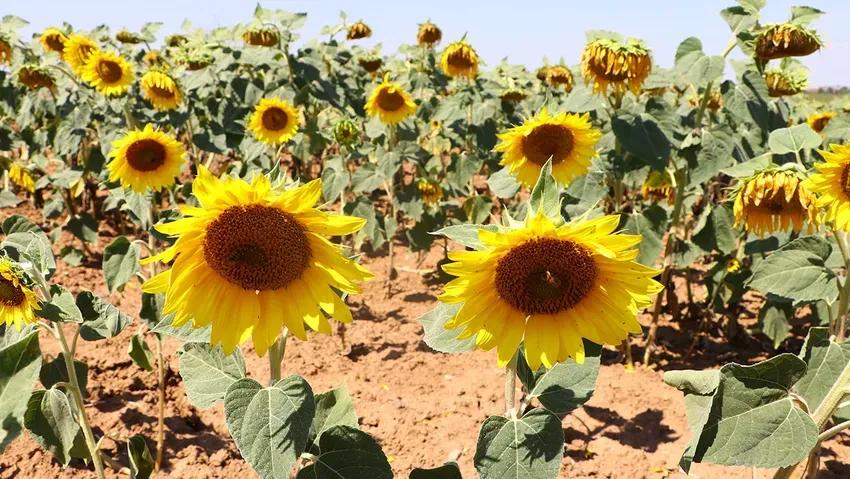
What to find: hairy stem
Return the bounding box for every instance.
[154,337,166,472]
[505,350,519,419]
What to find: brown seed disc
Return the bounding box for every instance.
[521,123,574,166]
[126,139,167,172]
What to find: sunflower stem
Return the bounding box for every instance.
[153,335,166,472]
[836,230,850,341]
[504,349,519,419]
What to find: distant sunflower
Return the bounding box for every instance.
[765,68,808,97]
[358,54,382,75]
[801,143,850,231]
[40,28,68,56]
[545,66,574,92]
[495,108,602,187]
[581,38,652,100]
[64,35,99,75]
[365,73,417,125]
[333,119,360,146]
[347,21,372,40]
[116,30,142,44]
[689,89,724,113]
[417,21,442,47]
[430,119,442,130]
[754,23,822,61]
[144,50,164,67]
[440,210,662,370]
[82,51,134,96]
[726,258,742,274]
[733,168,819,238]
[536,66,550,82]
[166,34,188,48]
[0,36,11,65]
[141,166,374,355]
[9,164,35,193]
[499,87,528,103]
[807,112,836,135]
[141,70,182,111]
[418,179,443,206]
[248,97,300,145]
[243,27,279,47]
[0,258,40,330]
[441,41,479,79]
[641,170,675,205]
[18,66,55,91]
[108,124,186,193]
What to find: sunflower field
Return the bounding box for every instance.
[1,1,850,478]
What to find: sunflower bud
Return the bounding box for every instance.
[333,119,360,146]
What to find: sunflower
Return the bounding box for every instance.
[9,165,35,193]
[807,112,836,136]
[358,54,382,75]
[141,70,182,111]
[0,258,40,330]
[418,179,443,207]
[144,50,164,67]
[430,119,442,130]
[347,21,372,40]
[116,30,142,44]
[765,68,808,98]
[40,28,68,56]
[689,89,724,113]
[441,40,479,79]
[63,35,99,76]
[0,36,11,65]
[545,66,574,92]
[536,66,550,82]
[726,258,741,274]
[641,170,675,205]
[417,21,442,47]
[801,143,850,231]
[333,119,360,146]
[166,34,188,48]
[243,27,279,47]
[18,66,55,91]
[494,108,602,187]
[499,87,528,103]
[82,51,134,96]
[581,38,652,100]
[107,124,186,193]
[440,210,662,370]
[733,168,820,238]
[365,73,417,125]
[141,166,373,355]
[754,23,822,61]
[248,97,300,145]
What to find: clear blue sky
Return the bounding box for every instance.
[7,0,849,86]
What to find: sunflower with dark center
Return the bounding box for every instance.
[116,30,142,44]
[726,258,742,274]
[581,37,652,100]
[63,35,99,75]
[641,170,675,205]
[807,111,837,135]
[439,210,662,370]
[9,164,35,193]
[248,97,300,145]
[40,28,68,56]
[18,66,55,91]
[142,166,374,355]
[733,168,820,238]
[417,21,442,47]
[166,34,188,47]
[499,87,528,103]
[243,28,279,47]
[144,50,164,66]
[545,66,574,92]
[802,143,850,231]
[0,36,11,65]
[535,66,550,82]
[495,108,602,187]
[754,23,822,61]
[418,179,443,207]
[358,55,383,74]
[333,119,360,146]
[441,40,479,79]
[365,73,417,125]
[765,68,808,97]
[141,70,182,111]
[108,124,186,193]
[347,21,372,40]
[82,50,135,96]
[0,258,40,330]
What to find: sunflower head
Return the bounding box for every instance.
[181,49,214,71]
[439,209,662,370]
[347,21,372,40]
[17,65,55,91]
[0,257,40,330]
[417,21,442,47]
[248,97,300,145]
[358,53,383,74]
[141,166,374,355]
[641,170,675,205]
[536,66,550,82]
[166,34,188,48]
[365,73,417,126]
[40,28,68,56]
[801,143,850,231]
[0,35,11,65]
[499,87,528,103]
[82,50,135,96]
[333,119,360,146]
[116,30,143,44]
[733,167,820,238]
[807,111,836,135]
[141,70,182,111]
[754,23,822,61]
[545,66,574,92]
[243,27,279,47]
[495,108,602,187]
[441,40,479,79]
[581,37,652,100]
[765,67,808,97]
[144,50,164,67]
[688,89,724,113]
[108,124,187,193]
[8,164,35,193]
[63,35,100,76]
[726,258,742,274]
[430,119,442,130]
[418,179,443,207]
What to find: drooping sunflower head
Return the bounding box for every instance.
[417,21,442,47]
[166,34,188,48]
[754,23,822,61]
[81,50,135,96]
[581,37,652,100]
[40,28,68,56]
[116,30,143,44]
[801,143,850,231]
[242,27,279,47]
[441,40,479,79]
[0,257,40,330]
[8,164,35,193]
[17,65,55,91]
[347,21,372,40]
[141,166,374,355]
[726,258,742,274]
[418,179,443,207]
[545,66,574,92]
[536,66,550,82]
[0,35,11,65]
[141,70,182,111]
[641,170,675,205]
[358,53,383,75]
[108,124,187,193]
[333,118,360,146]
[765,67,808,97]
[179,49,214,71]
[499,87,528,103]
[365,73,417,126]
[807,111,837,135]
[439,210,662,370]
[144,50,164,67]
[248,97,300,145]
[63,34,99,76]
[688,89,724,113]
[733,168,820,238]
[495,108,602,187]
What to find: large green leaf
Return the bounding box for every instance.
[487,167,522,199]
[37,285,83,323]
[128,333,154,372]
[0,331,42,452]
[748,236,836,302]
[431,224,500,251]
[517,340,601,414]
[103,236,141,294]
[624,213,663,267]
[297,425,392,479]
[416,303,475,353]
[127,435,155,479]
[796,327,850,413]
[529,160,561,224]
[77,291,134,341]
[178,343,246,410]
[40,354,88,398]
[310,384,359,443]
[768,125,822,154]
[474,408,564,479]
[24,388,80,466]
[690,128,735,186]
[611,114,670,170]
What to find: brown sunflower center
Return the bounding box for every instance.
[126,139,167,172]
[150,84,176,99]
[447,49,474,69]
[97,60,123,83]
[46,35,65,52]
[841,165,850,195]
[376,88,406,112]
[495,238,597,315]
[0,276,25,307]
[203,205,311,291]
[522,123,574,166]
[812,116,831,133]
[262,107,289,131]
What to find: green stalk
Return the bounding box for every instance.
[504,350,519,419]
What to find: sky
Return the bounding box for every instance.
[6,0,849,87]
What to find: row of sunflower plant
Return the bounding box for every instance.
[1,0,850,477]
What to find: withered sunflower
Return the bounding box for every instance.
[801,143,850,231]
[545,66,574,92]
[82,50,135,96]
[248,97,300,145]
[142,167,374,355]
[141,70,182,111]
[166,35,188,48]
[64,35,100,76]
[807,111,836,135]
[733,168,820,238]
[441,40,479,79]
[108,124,187,193]
[689,89,724,113]
[440,210,662,370]
[116,30,142,44]
[755,23,822,61]
[536,66,550,82]
[0,258,40,330]
[358,54,382,75]
[144,50,164,67]
[40,28,68,56]
[641,170,675,205]
[18,66,55,91]
[765,68,808,97]
[347,21,372,40]
[581,38,652,100]
[365,73,417,125]
[499,87,528,103]
[494,108,602,187]
[0,36,11,65]
[243,27,279,47]
[9,164,35,193]
[418,179,443,207]
[417,21,442,47]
